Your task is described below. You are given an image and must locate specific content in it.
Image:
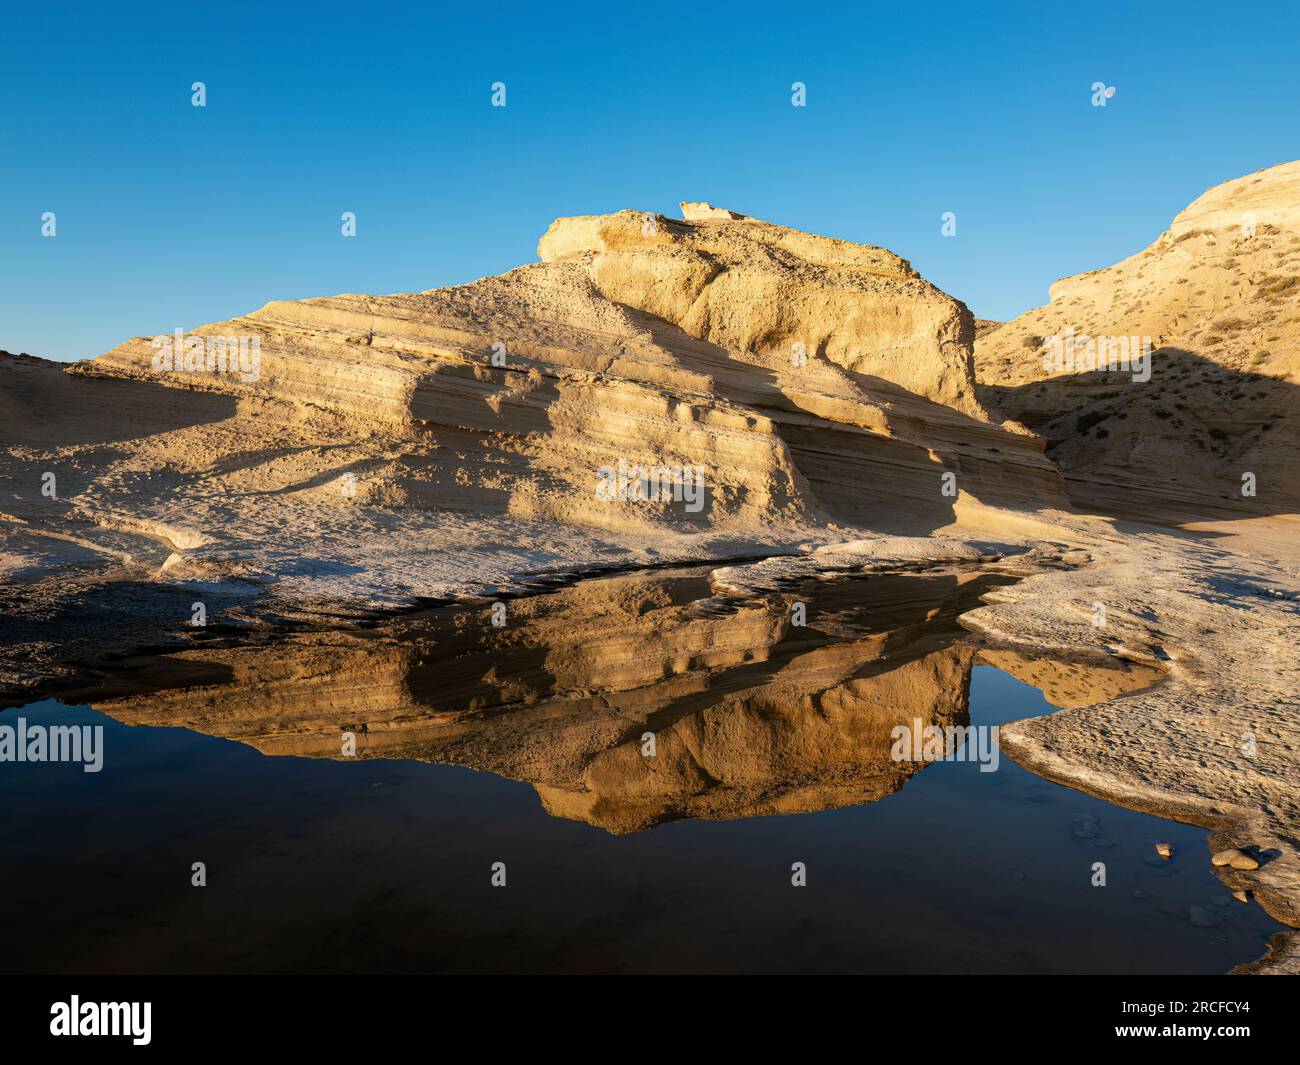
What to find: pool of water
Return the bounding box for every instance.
[0,566,1284,973]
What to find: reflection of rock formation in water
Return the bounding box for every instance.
[536,643,973,833]
[71,567,1153,833]
[977,649,1164,710]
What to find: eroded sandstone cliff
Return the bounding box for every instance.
[1,202,1067,696]
[976,161,1300,518]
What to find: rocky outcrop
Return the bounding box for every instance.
[976,161,1300,518]
[75,205,1063,529]
[1,202,1068,699]
[679,201,747,221]
[538,203,983,415]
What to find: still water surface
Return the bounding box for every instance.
[0,567,1282,972]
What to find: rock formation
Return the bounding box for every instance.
[976,161,1300,517]
[1,203,1066,697]
[537,202,981,413]
[3,178,1298,972]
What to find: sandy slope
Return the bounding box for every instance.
[976,161,1300,518]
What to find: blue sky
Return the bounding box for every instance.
[3,0,1298,361]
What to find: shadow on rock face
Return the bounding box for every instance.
[0,353,237,450]
[980,347,1300,523]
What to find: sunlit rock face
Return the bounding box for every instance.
[0,201,1070,700]
[50,200,1062,542]
[67,565,1152,835]
[975,160,1300,516]
[538,204,981,415]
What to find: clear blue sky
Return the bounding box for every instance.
[4,0,1298,361]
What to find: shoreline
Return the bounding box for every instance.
[4,508,1297,971]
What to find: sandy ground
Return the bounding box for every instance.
[961,509,1300,972]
